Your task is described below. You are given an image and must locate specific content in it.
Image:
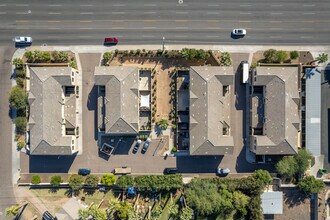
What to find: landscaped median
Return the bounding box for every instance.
[13,170,274,220]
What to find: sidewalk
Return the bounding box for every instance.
[14,186,48,215]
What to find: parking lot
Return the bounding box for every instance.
[20,52,274,175]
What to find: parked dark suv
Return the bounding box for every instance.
[164,168,178,174]
[141,138,151,153]
[78,168,91,176]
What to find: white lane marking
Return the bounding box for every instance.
[240,4,252,7]
[271,4,283,7]
[0,12,7,14]
[0,4,7,6]
[207,12,219,14]
[207,36,219,38]
[208,4,219,6]
[144,12,156,14]
[142,35,155,38]
[112,12,125,14]
[300,36,313,38]
[80,5,93,7]
[303,4,315,7]
[16,12,28,14]
[78,35,92,38]
[175,35,187,38]
[80,12,94,14]
[113,4,125,7]
[144,4,156,6]
[240,12,251,15]
[176,11,188,14]
[303,12,315,15]
[16,4,29,6]
[48,12,62,14]
[271,12,283,15]
[48,4,62,7]
[270,36,282,39]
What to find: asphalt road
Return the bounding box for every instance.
[0,47,15,219]
[0,0,329,45]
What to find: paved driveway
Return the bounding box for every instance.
[321,63,330,170]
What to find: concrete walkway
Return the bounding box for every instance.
[14,186,48,215]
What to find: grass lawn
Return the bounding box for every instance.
[81,190,114,207]
[30,188,70,213]
[159,193,181,220]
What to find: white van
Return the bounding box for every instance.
[241,61,249,84]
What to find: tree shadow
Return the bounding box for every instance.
[282,188,308,208]
[48,188,59,194]
[83,188,97,195]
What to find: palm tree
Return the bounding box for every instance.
[316,53,328,64]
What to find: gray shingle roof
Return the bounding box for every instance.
[251,66,300,155]
[29,67,76,155]
[95,66,139,134]
[189,66,234,155]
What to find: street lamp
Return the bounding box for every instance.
[162,36,165,51]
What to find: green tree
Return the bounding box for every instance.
[232,191,249,218]
[247,197,263,220]
[17,141,26,150]
[117,201,134,220]
[9,86,27,109]
[13,58,24,69]
[275,156,297,177]
[168,199,179,218]
[69,61,78,69]
[290,51,299,60]
[116,175,134,188]
[316,53,328,64]
[108,197,121,217]
[263,49,277,63]
[156,118,169,129]
[253,169,272,186]
[68,174,84,191]
[16,117,27,134]
[85,175,99,187]
[50,175,62,187]
[295,149,312,176]
[31,175,41,184]
[298,176,325,195]
[275,50,288,63]
[180,206,194,220]
[58,51,69,62]
[220,52,232,66]
[101,174,116,186]
[151,205,162,220]
[79,205,107,220]
[134,175,182,191]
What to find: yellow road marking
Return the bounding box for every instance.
[48,28,62,30]
[16,20,30,22]
[47,20,61,23]
[80,20,93,22]
[16,28,30,29]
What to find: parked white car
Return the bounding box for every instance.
[14,36,32,43]
[232,29,247,36]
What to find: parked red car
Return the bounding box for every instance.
[104,37,118,45]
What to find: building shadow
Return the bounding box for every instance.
[176,155,223,173]
[29,153,77,173]
[323,63,330,85]
[87,85,99,141]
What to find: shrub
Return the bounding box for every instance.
[68,174,84,191]
[101,174,116,186]
[298,176,325,195]
[69,61,77,69]
[220,52,232,66]
[13,58,24,69]
[52,51,69,63]
[275,50,288,63]
[263,49,277,63]
[17,141,25,150]
[103,52,112,65]
[9,86,27,110]
[156,118,168,130]
[25,51,35,63]
[15,69,26,79]
[172,124,177,130]
[16,78,24,88]
[172,146,177,152]
[85,175,99,187]
[253,169,272,186]
[290,51,299,60]
[31,175,41,184]
[116,175,134,188]
[15,117,27,134]
[50,176,62,186]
